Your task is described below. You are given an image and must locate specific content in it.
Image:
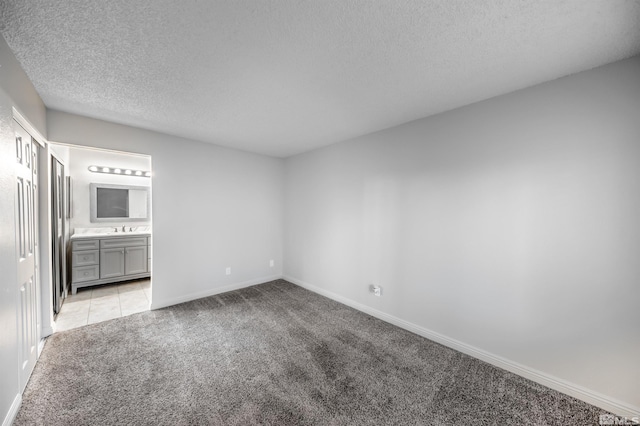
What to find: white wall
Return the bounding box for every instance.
[47,111,284,309]
[0,36,47,426]
[49,143,69,165]
[284,56,640,414]
[64,145,151,231]
[0,71,22,426]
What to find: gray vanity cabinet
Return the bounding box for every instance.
[71,234,150,294]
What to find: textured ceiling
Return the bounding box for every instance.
[1,1,640,157]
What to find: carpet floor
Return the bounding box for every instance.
[16,280,607,425]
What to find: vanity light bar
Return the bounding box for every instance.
[88,165,151,177]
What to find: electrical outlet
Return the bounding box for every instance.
[370,284,382,297]
[269,259,274,267]
[225,267,231,275]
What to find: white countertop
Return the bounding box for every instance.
[70,231,151,240]
[71,226,152,240]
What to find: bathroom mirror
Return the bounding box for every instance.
[90,183,150,222]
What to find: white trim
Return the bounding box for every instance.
[150,274,283,310]
[44,321,56,337]
[37,337,47,357]
[48,140,150,159]
[38,144,56,350]
[12,107,46,147]
[2,393,21,426]
[283,274,640,418]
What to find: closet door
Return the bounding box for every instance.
[14,120,38,392]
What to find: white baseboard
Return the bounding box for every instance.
[150,274,283,310]
[283,275,640,418]
[37,338,46,357]
[2,393,21,426]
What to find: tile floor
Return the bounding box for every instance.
[55,279,151,332]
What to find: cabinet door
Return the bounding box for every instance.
[101,248,125,279]
[125,245,147,275]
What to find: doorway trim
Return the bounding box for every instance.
[13,108,45,148]
[46,142,153,323]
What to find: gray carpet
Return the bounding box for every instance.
[16,280,607,425]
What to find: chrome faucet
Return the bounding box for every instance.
[114,227,118,232]
[122,225,126,232]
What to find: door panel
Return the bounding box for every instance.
[16,178,24,257]
[20,278,37,368]
[32,146,41,338]
[14,120,38,392]
[125,246,147,275]
[100,248,125,279]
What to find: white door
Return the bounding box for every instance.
[14,120,38,392]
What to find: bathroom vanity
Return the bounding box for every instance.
[70,231,151,294]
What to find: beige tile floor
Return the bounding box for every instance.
[55,279,151,332]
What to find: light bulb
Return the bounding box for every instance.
[88,166,98,172]
[124,170,132,175]
[145,171,152,177]
[135,170,142,176]
[102,167,110,173]
[114,168,122,174]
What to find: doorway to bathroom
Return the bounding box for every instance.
[48,143,153,332]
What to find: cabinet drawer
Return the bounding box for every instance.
[72,239,99,251]
[100,237,147,248]
[72,265,99,283]
[72,250,99,266]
